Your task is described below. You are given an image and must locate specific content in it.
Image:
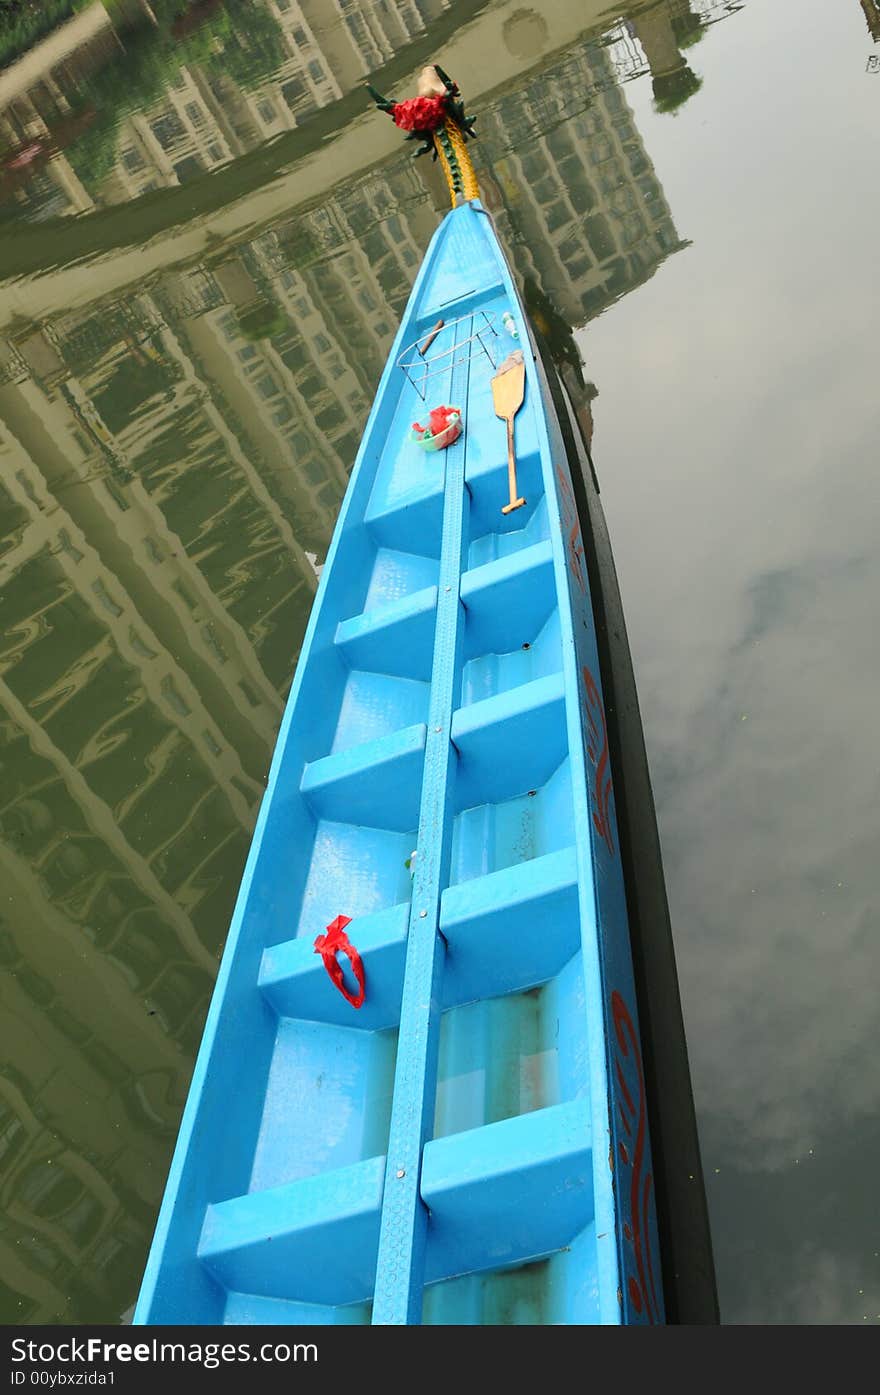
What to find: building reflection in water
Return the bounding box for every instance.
[0,0,738,1322]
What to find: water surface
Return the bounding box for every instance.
[0,0,877,1324]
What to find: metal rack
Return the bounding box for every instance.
[397,310,499,400]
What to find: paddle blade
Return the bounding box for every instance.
[491,350,525,421]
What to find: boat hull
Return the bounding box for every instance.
[135,201,673,1326]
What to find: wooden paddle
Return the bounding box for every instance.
[491,350,527,514]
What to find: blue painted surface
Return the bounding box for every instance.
[133,201,663,1327]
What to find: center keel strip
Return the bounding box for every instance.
[371,318,472,1325]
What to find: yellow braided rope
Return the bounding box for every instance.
[433,116,480,207]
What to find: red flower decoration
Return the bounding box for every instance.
[392,95,447,133]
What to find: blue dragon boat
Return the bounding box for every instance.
[134,69,716,1328]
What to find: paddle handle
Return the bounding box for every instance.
[418,319,444,357]
[502,414,526,514]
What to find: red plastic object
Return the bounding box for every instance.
[411,404,462,451]
[314,915,365,1009]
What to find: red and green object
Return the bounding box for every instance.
[411,405,462,451]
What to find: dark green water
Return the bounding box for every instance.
[0,0,877,1324]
